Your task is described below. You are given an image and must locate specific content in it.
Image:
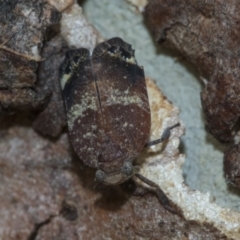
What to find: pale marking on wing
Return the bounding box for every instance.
[60,59,83,89]
[125,56,137,64]
[105,89,148,110]
[83,132,97,139]
[60,73,71,89]
[107,51,137,64]
[67,92,97,130]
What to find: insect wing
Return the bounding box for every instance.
[60,48,101,168]
[92,38,151,158]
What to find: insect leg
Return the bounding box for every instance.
[134,173,177,214]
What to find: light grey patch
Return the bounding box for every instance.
[67,93,97,130]
[107,51,137,64]
[124,56,137,64]
[104,89,148,111]
[121,162,133,176]
[61,58,83,89]
[95,169,106,182]
[124,88,130,94]
[83,132,96,139]
[80,146,87,151]
[91,125,97,130]
[60,73,72,89]
[114,117,120,121]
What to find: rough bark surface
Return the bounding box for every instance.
[0,116,227,240]
[32,35,67,137]
[224,143,240,188]
[0,1,233,239]
[145,0,240,143]
[0,0,61,112]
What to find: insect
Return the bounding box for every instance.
[59,37,179,212]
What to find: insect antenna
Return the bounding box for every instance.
[145,123,180,147]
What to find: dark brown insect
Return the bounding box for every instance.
[59,37,179,212]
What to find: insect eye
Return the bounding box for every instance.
[95,169,106,182]
[121,162,133,176]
